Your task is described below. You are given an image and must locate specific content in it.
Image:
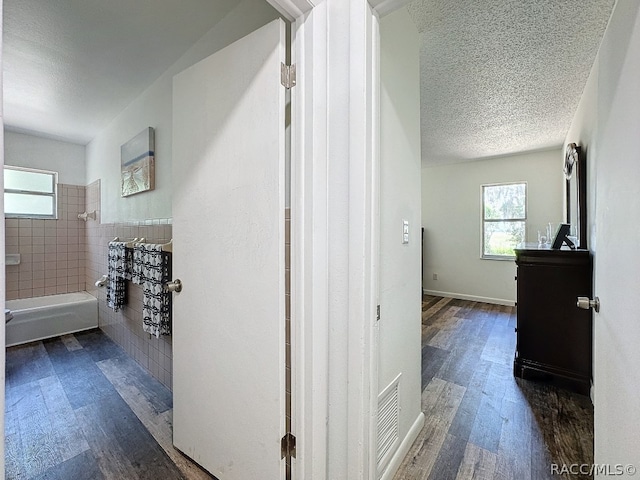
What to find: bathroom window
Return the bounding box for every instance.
[4,166,58,219]
[482,182,526,259]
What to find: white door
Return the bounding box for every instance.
[592,4,640,463]
[172,19,286,479]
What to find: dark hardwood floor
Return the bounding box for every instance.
[394,296,594,480]
[5,329,213,480]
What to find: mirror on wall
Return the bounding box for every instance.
[564,143,587,249]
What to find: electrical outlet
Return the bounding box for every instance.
[432,273,438,281]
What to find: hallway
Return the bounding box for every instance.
[394,296,593,480]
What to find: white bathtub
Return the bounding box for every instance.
[5,292,98,347]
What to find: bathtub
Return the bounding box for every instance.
[5,292,98,347]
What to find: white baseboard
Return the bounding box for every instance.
[423,289,515,307]
[379,412,425,480]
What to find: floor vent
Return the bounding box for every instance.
[376,373,401,476]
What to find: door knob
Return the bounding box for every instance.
[165,279,183,293]
[577,296,599,312]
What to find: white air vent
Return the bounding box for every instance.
[376,373,401,477]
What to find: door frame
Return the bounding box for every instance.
[280,2,381,478]
[268,0,409,478]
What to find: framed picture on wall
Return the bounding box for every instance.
[121,127,155,197]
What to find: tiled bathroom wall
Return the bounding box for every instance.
[84,180,174,390]
[5,184,86,300]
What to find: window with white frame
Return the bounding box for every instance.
[4,166,58,219]
[482,182,526,259]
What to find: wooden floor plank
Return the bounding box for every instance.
[75,328,128,362]
[428,316,463,351]
[43,338,119,410]
[446,360,491,443]
[4,432,27,480]
[427,433,468,480]
[467,391,503,454]
[37,375,90,462]
[395,378,466,479]
[97,358,214,480]
[468,361,520,454]
[421,345,449,391]
[98,354,173,414]
[530,414,558,480]
[479,316,514,366]
[436,316,493,388]
[14,380,60,478]
[31,450,105,480]
[454,443,497,480]
[494,398,533,480]
[5,375,27,479]
[422,295,445,311]
[422,305,461,344]
[423,297,455,322]
[74,388,187,480]
[60,334,84,352]
[5,342,55,390]
[456,301,480,320]
[74,401,143,480]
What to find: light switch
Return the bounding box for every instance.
[402,220,409,244]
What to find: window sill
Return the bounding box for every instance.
[5,214,58,220]
[481,255,516,261]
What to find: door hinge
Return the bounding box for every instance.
[281,63,296,89]
[376,304,381,322]
[281,432,296,459]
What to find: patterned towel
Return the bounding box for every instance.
[106,241,128,311]
[133,243,172,337]
[131,242,144,285]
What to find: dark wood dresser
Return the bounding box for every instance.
[514,247,593,395]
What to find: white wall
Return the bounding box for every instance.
[422,149,564,304]
[85,0,278,223]
[564,0,640,471]
[565,56,599,252]
[378,7,423,478]
[4,130,86,185]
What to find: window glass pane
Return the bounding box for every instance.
[5,192,55,216]
[5,168,54,193]
[483,220,525,257]
[484,184,526,220]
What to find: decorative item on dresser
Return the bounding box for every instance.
[513,246,593,395]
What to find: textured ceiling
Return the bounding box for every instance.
[3,0,615,153]
[406,0,614,165]
[3,0,241,144]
